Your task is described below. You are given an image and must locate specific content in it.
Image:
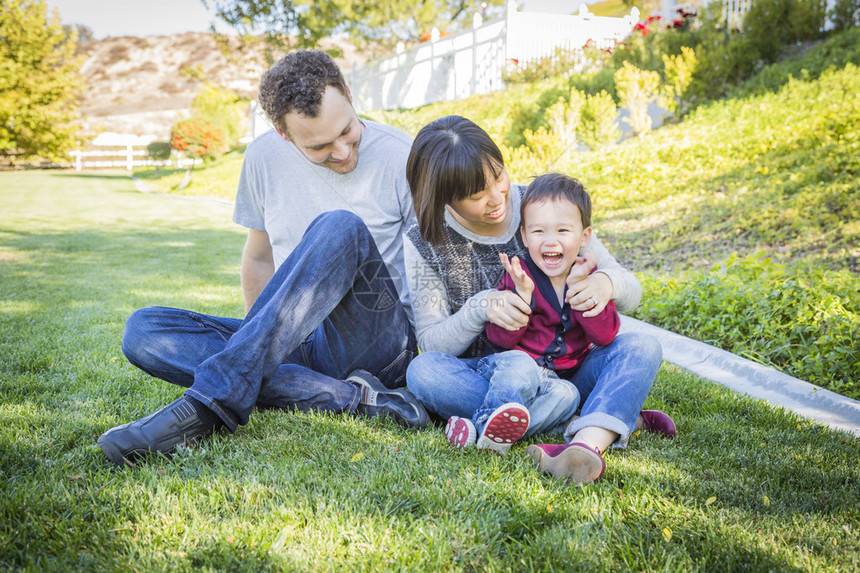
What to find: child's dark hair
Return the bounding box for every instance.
[407,115,505,245]
[521,173,591,228]
[258,50,350,133]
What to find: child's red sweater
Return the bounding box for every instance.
[485,256,620,372]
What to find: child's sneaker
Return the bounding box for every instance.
[640,410,677,438]
[526,442,605,484]
[445,416,476,449]
[476,403,530,455]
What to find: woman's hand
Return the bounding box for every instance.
[499,253,534,304]
[485,290,531,331]
[565,251,614,317]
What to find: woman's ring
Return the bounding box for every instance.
[589,297,597,307]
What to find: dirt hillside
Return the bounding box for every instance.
[76,33,364,138]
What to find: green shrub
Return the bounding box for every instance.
[145,140,172,175]
[504,78,568,148]
[502,47,583,84]
[145,141,171,162]
[577,90,620,150]
[635,254,860,399]
[614,62,660,135]
[499,140,546,183]
[830,0,860,30]
[545,89,586,153]
[731,26,860,98]
[569,67,618,102]
[190,82,247,149]
[660,46,698,115]
[742,0,828,60]
[608,12,698,73]
[522,126,560,171]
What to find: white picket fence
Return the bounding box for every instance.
[68,144,198,171]
[347,1,641,113]
[720,0,756,29]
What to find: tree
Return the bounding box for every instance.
[170,118,226,163]
[190,82,246,149]
[0,0,85,164]
[204,0,504,51]
[146,141,172,175]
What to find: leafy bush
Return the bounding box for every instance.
[830,0,860,30]
[502,48,584,84]
[614,62,660,135]
[731,26,860,98]
[569,67,618,102]
[145,141,171,162]
[146,140,172,175]
[635,254,860,399]
[545,89,586,153]
[504,78,568,148]
[190,82,247,149]
[522,127,561,171]
[169,118,226,163]
[742,0,828,61]
[660,46,698,115]
[577,90,620,150]
[608,12,698,73]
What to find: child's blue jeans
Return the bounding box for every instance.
[407,332,662,446]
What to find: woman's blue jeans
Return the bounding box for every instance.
[407,333,662,446]
[121,210,416,431]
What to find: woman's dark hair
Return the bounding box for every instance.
[258,50,350,133]
[406,115,505,245]
[521,173,591,228]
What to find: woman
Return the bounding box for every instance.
[403,115,674,484]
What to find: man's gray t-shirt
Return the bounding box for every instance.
[232,120,416,318]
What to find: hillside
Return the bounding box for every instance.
[75,33,364,138]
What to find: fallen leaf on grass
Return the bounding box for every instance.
[705,496,716,506]
[350,452,364,463]
[662,527,673,542]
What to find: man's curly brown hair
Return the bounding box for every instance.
[258,50,350,133]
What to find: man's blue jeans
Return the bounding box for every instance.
[121,210,416,431]
[407,333,662,446]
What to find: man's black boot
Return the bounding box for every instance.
[98,396,220,467]
[348,369,430,429]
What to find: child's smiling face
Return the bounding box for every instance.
[520,198,592,284]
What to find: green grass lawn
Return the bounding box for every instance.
[1,172,859,571]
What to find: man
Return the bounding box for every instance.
[98,50,427,467]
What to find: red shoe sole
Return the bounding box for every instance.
[477,403,530,454]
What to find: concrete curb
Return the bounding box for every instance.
[620,315,860,437]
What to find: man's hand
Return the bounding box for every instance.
[565,251,614,317]
[499,253,534,304]
[485,290,531,331]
